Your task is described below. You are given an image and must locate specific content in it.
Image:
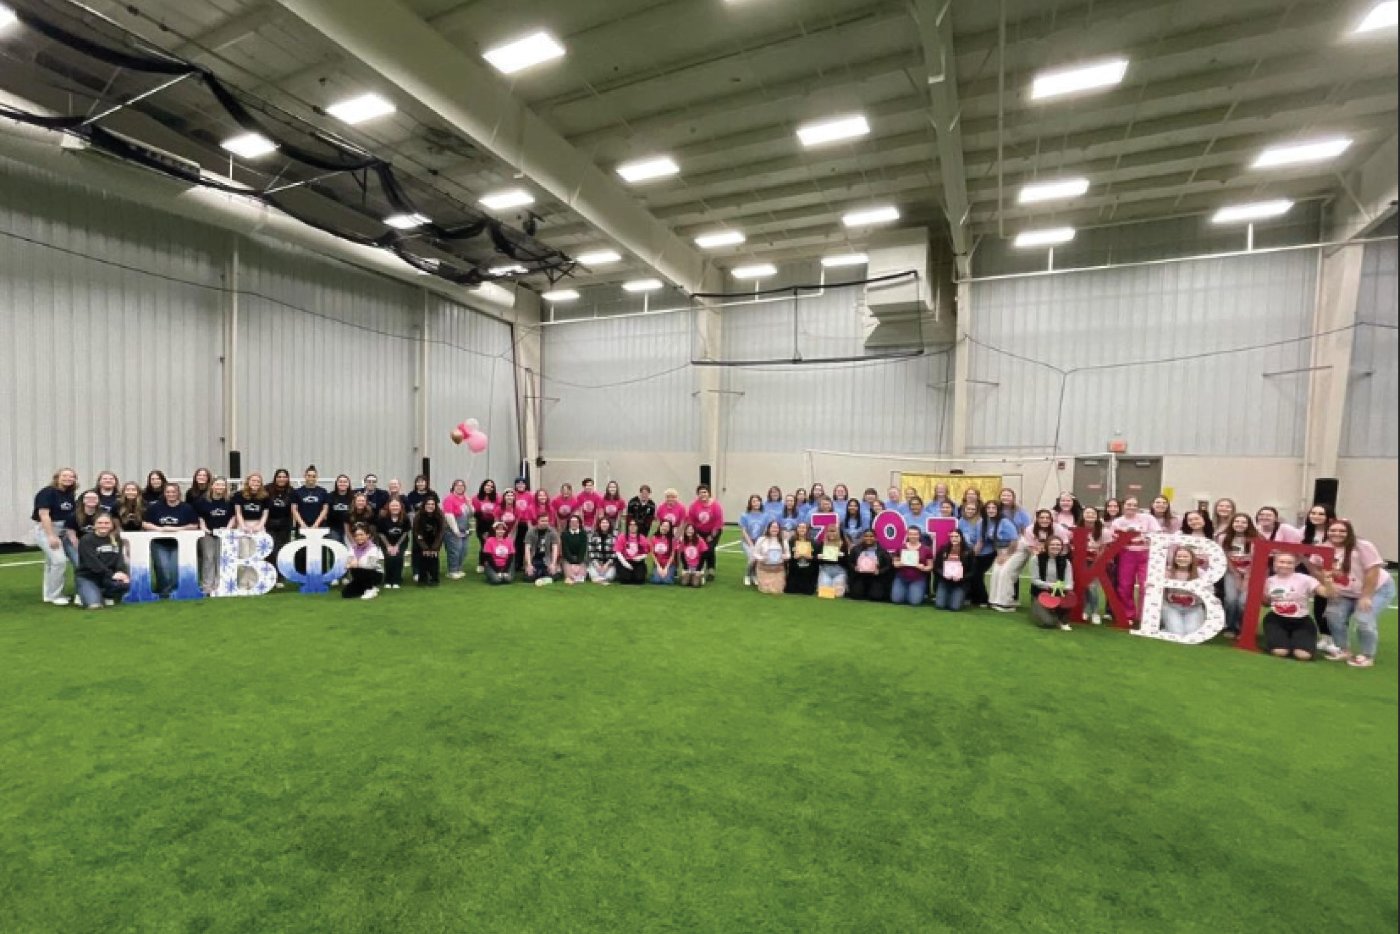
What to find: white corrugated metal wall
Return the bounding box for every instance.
[0,155,520,542]
[1341,239,1398,458]
[720,285,954,454]
[0,155,226,542]
[540,311,699,453]
[967,250,1318,455]
[426,295,521,489]
[236,239,419,485]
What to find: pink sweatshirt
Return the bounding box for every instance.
[687,499,724,535]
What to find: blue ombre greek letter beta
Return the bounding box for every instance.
[213,529,278,597]
[122,530,205,603]
[276,529,349,594]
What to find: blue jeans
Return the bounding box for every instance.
[152,541,179,596]
[935,580,965,610]
[650,563,676,585]
[76,574,129,608]
[1325,576,1395,658]
[444,527,470,575]
[891,576,927,606]
[1223,572,1247,633]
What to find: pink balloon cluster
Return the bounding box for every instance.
[450,418,489,453]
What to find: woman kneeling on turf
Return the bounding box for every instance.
[483,521,516,585]
[847,529,893,602]
[1263,553,1331,661]
[677,524,708,587]
[343,524,384,599]
[76,513,130,608]
[816,525,848,597]
[1028,537,1074,631]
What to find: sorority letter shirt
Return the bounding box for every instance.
[1263,573,1320,618]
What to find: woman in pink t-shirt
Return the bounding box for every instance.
[441,479,472,580]
[676,524,709,588]
[687,485,725,581]
[1263,553,1332,661]
[1110,497,1162,623]
[1076,506,1112,624]
[1216,514,1258,638]
[482,521,515,585]
[471,479,499,573]
[649,519,678,584]
[1320,519,1395,668]
[550,484,577,529]
[1148,496,1179,535]
[655,488,688,530]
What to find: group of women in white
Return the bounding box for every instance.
[28,469,1392,668]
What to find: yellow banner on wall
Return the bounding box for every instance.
[900,473,1003,509]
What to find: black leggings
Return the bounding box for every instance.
[848,572,891,602]
[1263,613,1318,656]
[702,531,721,573]
[383,549,405,586]
[966,553,995,605]
[342,567,382,598]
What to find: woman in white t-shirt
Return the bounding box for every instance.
[753,520,789,595]
[1262,553,1332,661]
[1319,519,1395,668]
[1160,546,1206,636]
[1216,514,1258,638]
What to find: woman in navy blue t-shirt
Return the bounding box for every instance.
[32,467,79,605]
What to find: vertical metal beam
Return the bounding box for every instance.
[222,235,240,465]
[912,0,972,279]
[951,278,972,455]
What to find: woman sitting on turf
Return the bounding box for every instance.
[614,517,649,585]
[649,519,678,585]
[847,528,893,602]
[482,521,515,585]
[891,526,933,606]
[816,525,849,596]
[933,529,972,611]
[785,523,819,596]
[1264,553,1332,661]
[75,513,130,609]
[753,520,789,595]
[1028,537,1074,631]
[677,524,708,587]
[342,524,384,600]
[560,514,589,584]
[588,517,618,585]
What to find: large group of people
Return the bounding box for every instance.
[28,469,1393,668]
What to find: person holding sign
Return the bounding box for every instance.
[785,524,819,596]
[753,520,789,595]
[816,525,848,597]
[847,529,893,602]
[144,482,199,596]
[1320,519,1394,668]
[1262,553,1331,661]
[933,529,973,611]
[891,527,933,607]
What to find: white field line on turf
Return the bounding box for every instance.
[0,559,44,568]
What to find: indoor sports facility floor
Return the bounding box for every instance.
[1,550,1396,933]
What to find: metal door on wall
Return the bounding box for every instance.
[1115,456,1164,503]
[1073,458,1110,505]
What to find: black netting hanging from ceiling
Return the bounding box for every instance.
[689,271,929,366]
[0,0,577,287]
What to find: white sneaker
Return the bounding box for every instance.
[276,582,286,589]
[1317,635,1335,651]
[535,577,553,587]
[1059,623,1073,631]
[1091,614,1102,625]
[103,599,115,607]
[743,576,752,586]
[361,588,378,600]
[49,597,70,606]
[475,566,484,575]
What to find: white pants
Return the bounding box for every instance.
[988,545,1028,608]
[33,524,70,602]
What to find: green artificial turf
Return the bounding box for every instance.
[0,548,1396,933]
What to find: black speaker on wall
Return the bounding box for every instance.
[1312,477,1339,510]
[699,464,712,489]
[421,457,432,484]
[229,450,242,482]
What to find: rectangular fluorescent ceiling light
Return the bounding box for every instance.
[1211,200,1294,224]
[1014,227,1076,248]
[482,31,565,75]
[489,264,528,275]
[1356,1,1398,32]
[0,4,16,29]
[480,188,534,210]
[694,230,746,249]
[622,278,663,292]
[576,249,621,265]
[797,114,870,147]
[1252,137,1353,168]
[732,264,777,279]
[384,212,430,229]
[616,156,679,183]
[220,133,278,159]
[541,289,580,302]
[1018,177,1090,204]
[1031,58,1128,100]
[326,92,395,125]
[821,253,868,268]
[842,206,900,227]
